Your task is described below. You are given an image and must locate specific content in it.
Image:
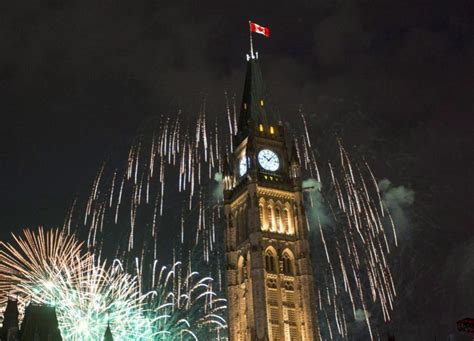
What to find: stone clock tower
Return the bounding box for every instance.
[223,53,320,341]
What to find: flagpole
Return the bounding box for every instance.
[249,21,254,59]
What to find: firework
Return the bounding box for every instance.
[0,228,227,340]
[0,228,151,339]
[59,96,401,339]
[139,258,227,340]
[301,136,398,340]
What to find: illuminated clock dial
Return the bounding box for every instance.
[239,156,248,176]
[258,149,279,171]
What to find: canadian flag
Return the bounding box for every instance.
[249,21,270,37]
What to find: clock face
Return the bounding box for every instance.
[239,156,247,176]
[258,149,279,171]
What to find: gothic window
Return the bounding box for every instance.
[259,203,265,231]
[282,251,294,275]
[283,208,290,234]
[265,249,277,273]
[275,207,282,233]
[267,205,274,232]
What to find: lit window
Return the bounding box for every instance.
[244,103,247,110]
[259,204,265,231]
[275,208,282,233]
[258,124,264,132]
[269,126,275,134]
[265,250,276,273]
[260,99,264,106]
[284,209,290,234]
[282,252,294,275]
[267,206,274,231]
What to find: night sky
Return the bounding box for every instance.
[1,0,473,339]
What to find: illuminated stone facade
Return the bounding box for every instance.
[223,55,319,341]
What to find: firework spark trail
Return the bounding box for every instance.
[62,104,400,339]
[225,92,234,152]
[144,260,227,339]
[301,125,399,339]
[64,198,77,235]
[300,110,321,182]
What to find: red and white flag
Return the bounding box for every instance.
[249,21,270,37]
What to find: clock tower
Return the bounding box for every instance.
[223,53,320,340]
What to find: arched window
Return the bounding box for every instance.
[259,203,265,231]
[265,249,276,273]
[283,208,290,234]
[275,207,282,233]
[267,206,274,232]
[282,251,294,275]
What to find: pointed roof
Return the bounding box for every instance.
[19,304,62,341]
[103,323,113,341]
[236,56,278,143]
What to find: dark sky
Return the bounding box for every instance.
[1,0,473,339]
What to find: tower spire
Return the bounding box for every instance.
[236,56,279,145]
[238,21,275,144]
[103,322,113,341]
